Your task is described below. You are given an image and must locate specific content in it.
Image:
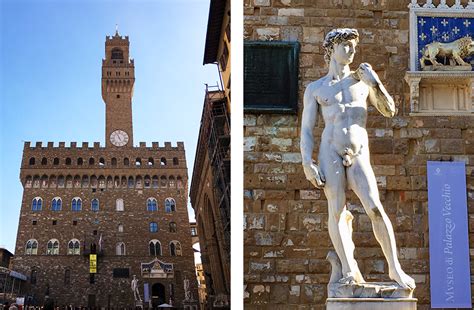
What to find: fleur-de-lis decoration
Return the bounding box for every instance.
[463,19,471,27]
[441,19,448,27]
[442,33,449,41]
[419,33,427,41]
[453,26,460,34]
[430,25,438,34]
[418,18,426,26]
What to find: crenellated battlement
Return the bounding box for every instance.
[105,35,129,44]
[24,141,185,151]
[21,141,187,170]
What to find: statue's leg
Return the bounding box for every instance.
[319,150,363,284]
[347,152,415,289]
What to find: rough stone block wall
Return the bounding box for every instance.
[244,1,474,308]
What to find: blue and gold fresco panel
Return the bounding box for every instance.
[417,16,474,70]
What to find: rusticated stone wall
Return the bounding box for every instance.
[13,141,197,308]
[243,1,474,309]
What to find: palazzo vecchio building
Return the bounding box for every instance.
[11,32,197,308]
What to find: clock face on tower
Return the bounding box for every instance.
[110,130,129,147]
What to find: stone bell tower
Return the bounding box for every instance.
[102,30,135,148]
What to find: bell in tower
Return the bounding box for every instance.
[102,30,135,148]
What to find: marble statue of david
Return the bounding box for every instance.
[300,28,416,290]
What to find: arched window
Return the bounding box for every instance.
[47,239,59,255]
[66,175,73,188]
[90,175,98,188]
[25,176,32,188]
[160,176,167,188]
[135,158,142,166]
[98,175,106,188]
[74,175,81,188]
[65,158,72,165]
[32,197,42,211]
[169,176,176,188]
[29,157,35,165]
[111,48,124,59]
[99,158,105,166]
[107,176,113,188]
[67,239,80,255]
[160,157,167,166]
[82,175,89,187]
[148,158,154,166]
[128,176,135,188]
[51,197,62,211]
[149,240,161,256]
[165,198,176,213]
[77,158,83,166]
[152,176,159,188]
[144,175,151,188]
[124,158,130,166]
[149,222,158,233]
[33,175,40,188]
[49,175,57,188]
[169,241,182,256]
[64,268,71,285]
[177,176,183,188]
[116,242,126,255]
[41,157,47,165]
[25,239,38,255]
[136,176,143,188]
[147,198,157,211]
[91,199,99,212]
[72,197,82,211]
[111,157,117,166]
[58,175,65,188]
[89,157,95,165]
[169,222,177,233]
[41,175,48,188]
[118,223,124,232]
[173,157,179,165]
[116,198,124,211]
[53,157,59,165]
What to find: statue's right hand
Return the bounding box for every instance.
[303,163,326,188]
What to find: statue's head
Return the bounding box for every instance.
[323,28,359,64]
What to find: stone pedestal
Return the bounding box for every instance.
[327,297,417,310]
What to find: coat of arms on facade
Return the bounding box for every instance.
[405,0,474,114]
[141,258,174,278]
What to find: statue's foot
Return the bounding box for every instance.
[389,268,416,289]
[353,269,365,284]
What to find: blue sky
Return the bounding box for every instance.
[0,0,219,254]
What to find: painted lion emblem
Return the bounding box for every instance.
[420,36,474,69]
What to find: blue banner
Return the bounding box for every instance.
[427,161,471,308]
[144,283,149,302]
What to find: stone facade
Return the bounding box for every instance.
[190,0,231,307]
[244,0,474,308]
[12,32,196,308]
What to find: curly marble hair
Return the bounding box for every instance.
[323,28,360,64]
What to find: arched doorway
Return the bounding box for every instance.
[151,283,166,307]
